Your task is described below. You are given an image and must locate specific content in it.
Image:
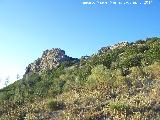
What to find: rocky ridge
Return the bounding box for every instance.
[98,41,129,54]
[25,42,132,75]
[25,48,79,75]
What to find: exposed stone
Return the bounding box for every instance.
[98,42,129,54]
[25,48,79,75]
[110,41,129,50]
[98,46,111,54]
[81,56,90,60]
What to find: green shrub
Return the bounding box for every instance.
[47,99,65,111]
[86,64,113,87]
[110,102,130,111]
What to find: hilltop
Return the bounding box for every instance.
[0,37,160,120]
[25,48,79,75]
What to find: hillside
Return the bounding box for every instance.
[0,37,160,120]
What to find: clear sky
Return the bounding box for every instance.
[0,0,160,88]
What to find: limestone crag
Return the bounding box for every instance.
[98,42,129,54]
[25,48,79,75]
[98,46,111,54]
[110,41,129,50]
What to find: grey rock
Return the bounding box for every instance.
[25,48,79,75]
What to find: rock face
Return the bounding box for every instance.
[110,41,129,50]
[98,42,129,54]
[25,48,79,75]
[98,46,111,54]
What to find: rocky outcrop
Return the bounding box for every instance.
[98,46,111,54]
[110,41,129,50]
[25,48,79,75]
[98,42,129,54]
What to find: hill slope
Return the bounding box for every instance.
[0,37,160,120]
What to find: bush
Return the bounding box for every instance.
[86,64,112,87]
[110,102,130,111]
[47,99,65,111]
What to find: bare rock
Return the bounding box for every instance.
[25,48,79,75]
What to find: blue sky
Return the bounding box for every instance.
[0,0,160,88]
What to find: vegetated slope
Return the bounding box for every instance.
[0,37,160,120]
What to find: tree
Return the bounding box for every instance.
[4,76,10,87]
[16,74,20,80]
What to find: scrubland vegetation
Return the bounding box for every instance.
[0,37,160,120]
